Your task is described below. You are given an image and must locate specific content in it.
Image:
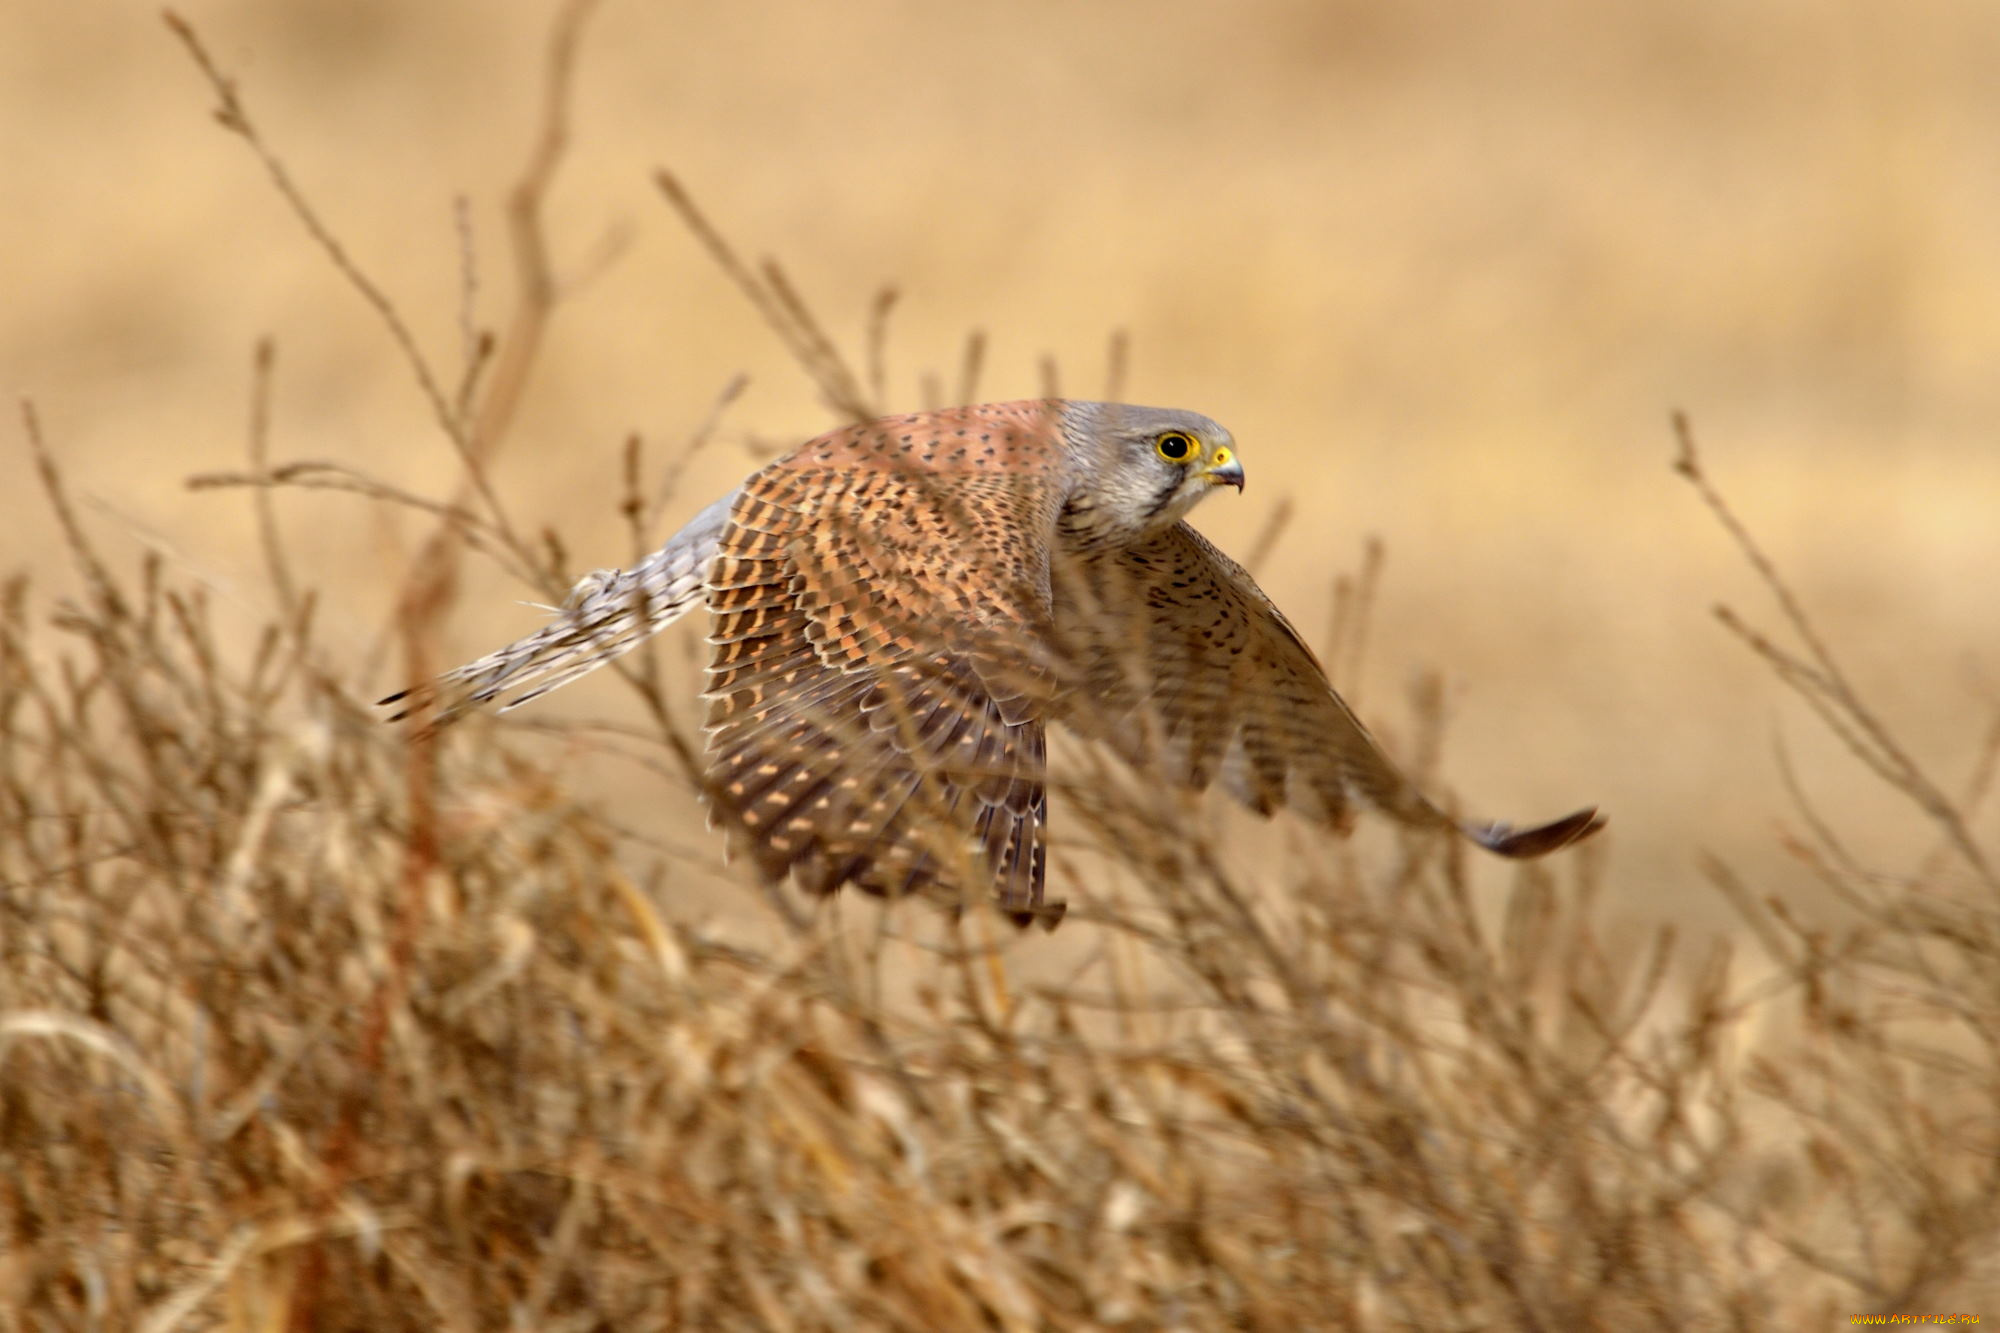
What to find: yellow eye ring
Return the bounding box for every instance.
[1155,431,1196,463]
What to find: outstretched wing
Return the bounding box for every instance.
[700,406,1073,925]
[1052,522,1602,856]
[379,489,739,728]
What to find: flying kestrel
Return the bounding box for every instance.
[384,400,1601,926]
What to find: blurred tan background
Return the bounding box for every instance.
[4,0,1996,928]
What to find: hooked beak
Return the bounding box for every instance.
[1204,453,1245,491]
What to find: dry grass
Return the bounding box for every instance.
[6,4,2000,1328]
[8,403,2000,1327]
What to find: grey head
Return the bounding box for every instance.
[1056,401,1243,544]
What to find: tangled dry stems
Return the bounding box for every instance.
[8,411,2000,1331]
[3,8,1998,1329]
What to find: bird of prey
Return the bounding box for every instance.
[383,400,1601,926]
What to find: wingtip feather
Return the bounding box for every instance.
[1462,806,1605,859]
[1005,898,1068,932]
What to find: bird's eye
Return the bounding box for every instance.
[1155,432,1196,463]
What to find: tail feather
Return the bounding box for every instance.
[380,487,739,728]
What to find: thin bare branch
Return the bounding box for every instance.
[1675,412,1997,894]
[160,10,512,536]
[242,339,300,631]
[956,328,987,407]
[654,169,872,421]
[865,285,899,410]
[645,372,746,537]
[1104,328,1130,402]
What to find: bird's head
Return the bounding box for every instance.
[1060,402,1243,540]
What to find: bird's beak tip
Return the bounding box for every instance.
[1207,461,1246,492]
